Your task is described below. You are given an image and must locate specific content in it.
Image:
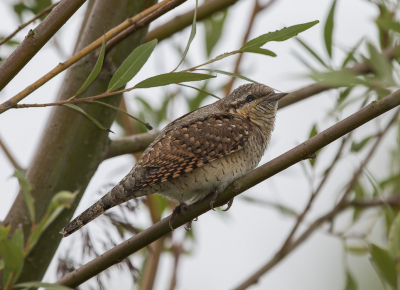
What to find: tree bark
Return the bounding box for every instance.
[2,0,156,284]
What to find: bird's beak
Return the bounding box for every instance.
[267,93,289,101]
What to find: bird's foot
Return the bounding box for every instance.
[184,217,198,231]
[169,203,190,231]
[222,198,234,212]
[210,187,223,211]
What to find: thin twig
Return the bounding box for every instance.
[233,106,400,290]
[56,89,400,288]
[0,1,61,47]
[0,0,188,114]
[224,0,277,95]
[0,136,24,172]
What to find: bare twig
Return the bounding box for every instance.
[224,0,278,95]
[56,89,400,288]
[233,106,400,290]
[0,1,61,47]
[0,0,188,114]
[0,136,24,172]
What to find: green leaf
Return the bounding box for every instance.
[13,282,73,290]
[241,196,298,217]
[310,71,367,87]
[388,212,400,273]
[90,101,153,130]
[0,239,24,287]
[0,224,11,240]
[74,35,106,97]
[108,39,158,92]
[352,181,365,221]
[345,246,368,256]
[178,83,220,100]
[11,228,24,253]
[342,38,364,68]
[296,37,328,68]
[324,0,336,58]
[205,9,228,56]
[370,243,397,288]
[240,20,319,50]
[197,68,259,84]
[367,43,394,86]
[27,191,76,254]
[13,170,35,224]
[63,104,113,133]
[308,124,319,166]
[240,47,276,57]
[351,136,372,152]
[337,87,353,105]
[345,271,358,290]
[173,0,198,71]
[134,72,214,89]
[376,18,400,34]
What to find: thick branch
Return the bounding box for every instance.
[0,0,87,91]
[104,131,159,160]
[56,89,400,288]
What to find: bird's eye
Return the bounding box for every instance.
[246,95,254,102]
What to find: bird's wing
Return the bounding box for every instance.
[134,113,250,190]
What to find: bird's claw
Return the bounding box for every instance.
[222,198,234,211]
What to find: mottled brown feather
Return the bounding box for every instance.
[133,113,250,191]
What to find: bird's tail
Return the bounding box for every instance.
[60,176,136,237]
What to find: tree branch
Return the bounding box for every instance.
[56,89,400,288]
[0,0,87,92]
[0,0,188,114]
[103,131,159,160]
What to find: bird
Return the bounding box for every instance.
[60,83,287,237]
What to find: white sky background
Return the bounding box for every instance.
[0,0,396,289]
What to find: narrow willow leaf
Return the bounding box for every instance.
[135,72,214,89]
[91,101,153,130]
[0,225,10,240]
[178,83,220,99]
[351,136,372,152]
[14,282,73,290]
[342,38,364,68]
[296,37,329,68]
[388,212,400,273]
[108,39,158,92]
[376,18,400,34]
[241,20,319,50]
[240,47,276,57]
[63,104,113,133]
[205,9,227,56]
[310,71,367,87]
[345,271,358,290]
[291,51,317,72]
[324,0,336,58]
[13,170,35,224]
[0,239,24,287]
[352,181,365,221]
[74,35,106,97]
[370,243,397,288]
[11,229,24,252]
[241,196,298,217]
[367,43,394,86]
[173,0,198,71]
[197,68,259,83]
[345,246,368,256]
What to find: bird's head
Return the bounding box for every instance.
[221,83,288,132]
